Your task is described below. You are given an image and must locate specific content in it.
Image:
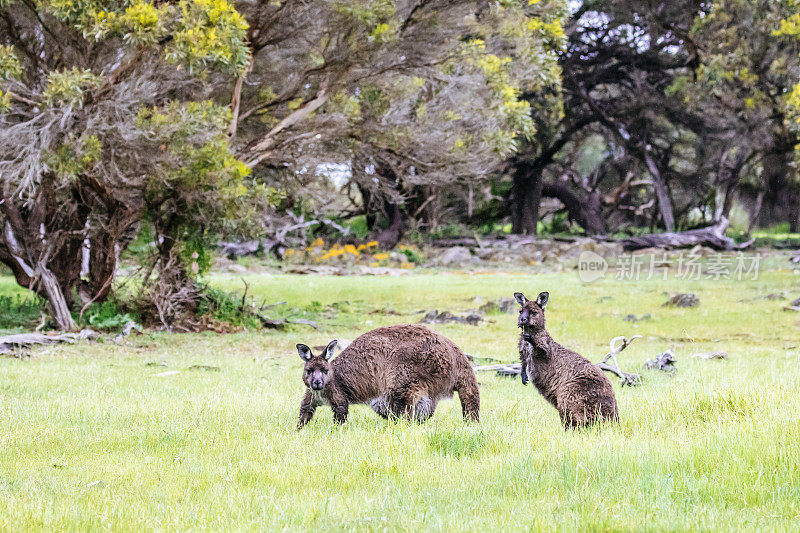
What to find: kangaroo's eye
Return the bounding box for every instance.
[321,369,328,375]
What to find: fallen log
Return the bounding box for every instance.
[644,349,677,372]
[0,329,99,355]
[621,217,752,251]
[218,240,262,258]
[596,335,643,386]
[472,362,523,375]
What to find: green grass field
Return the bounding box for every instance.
[1,267,800,531]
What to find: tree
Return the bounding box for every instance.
[0,0,252,329]
[0,0,570,328]
[692,0,800,232]
[228,0,565,243]
[507,0,709,234]
[504,0,800,236]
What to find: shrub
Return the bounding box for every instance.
[0,294,44,331]
[81,299,140,331]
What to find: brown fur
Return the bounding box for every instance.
[296,324,480,429]
[515,291,618,429]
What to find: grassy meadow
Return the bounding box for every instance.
[1,266,800,530]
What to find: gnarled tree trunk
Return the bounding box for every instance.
[0,173,141,330]
[542,181,606,235]
[511,162,543,235]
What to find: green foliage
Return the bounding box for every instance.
[47,0,118,27]
[428,222,471,240]
[335,0,396,31]
[461,38,535,149]
[49,0,250,74]
[0,294,43,331]
[398,246,423,264]
[0,45,22,80]
[195,286,262,328]
[42,68,101,107]
[180,238,213,276]
[167,0,250,74]
[758,222,793,234]
[44,135,102,180]
[80,300,139,331]
[345,215,370,240]
[137,100,254,229]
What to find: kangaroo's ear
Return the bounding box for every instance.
[296,344,312,361]
[323,340,338,360]
[536,291,549,309]
[514,292,528,306]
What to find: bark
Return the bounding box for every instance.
[511,162,543,235]
[643,151,675,232]
[541,181,606,235]
[0,329,98,355]
[227,60,252,139]
[373,202,403,249]
[358,162,405,249]
[621,217,751,251]
[35,261,76,330]
[747,191,764,234]
[713,150,746,223]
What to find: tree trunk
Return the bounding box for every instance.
[713,150,745,223]
[643,151,675,232]
[542,181,606,235]
[374,202,403,249]
[35,261,77,330]
[511,163,543,235]
[747,191,764,234]
[758,149,800,231]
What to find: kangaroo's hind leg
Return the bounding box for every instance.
[456,372,480,422]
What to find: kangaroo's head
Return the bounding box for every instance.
[514,291,548,336]
[296,340,337,391]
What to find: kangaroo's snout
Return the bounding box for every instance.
[311,378,324,390]
[518,308,530,327]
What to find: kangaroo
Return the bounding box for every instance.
[296,324,480,429]
[515,291,618,429]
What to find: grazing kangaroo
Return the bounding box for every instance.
[515,291,618,429]
[296,324,480,429]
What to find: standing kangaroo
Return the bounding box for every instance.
[515,291,618,429]
[296,324,480,428]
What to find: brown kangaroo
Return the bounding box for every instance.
[296,324,480,429]
[515,291,618,429]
